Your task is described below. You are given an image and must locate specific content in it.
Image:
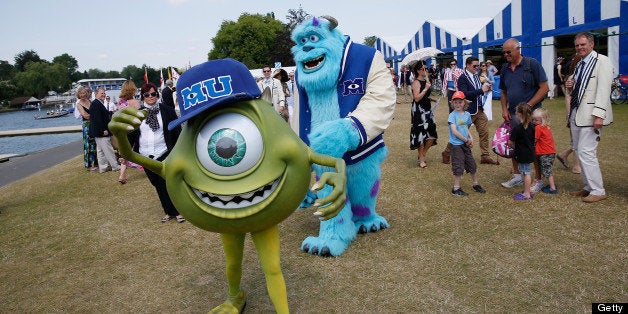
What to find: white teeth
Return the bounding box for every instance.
[217,195,233,202]
[240,191,254,199]
[191,177,281,209]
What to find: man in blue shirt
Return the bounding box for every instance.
[499,38,549,188]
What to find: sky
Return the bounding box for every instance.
[0,0,510,72]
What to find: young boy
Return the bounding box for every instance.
[448,91,486,196]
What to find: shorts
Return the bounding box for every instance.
[451,144,477,176]
[517,162,532,175]
[537,153,555,178]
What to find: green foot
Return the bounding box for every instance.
[209,290,246,314]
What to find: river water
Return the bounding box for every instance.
[0,109,82,155]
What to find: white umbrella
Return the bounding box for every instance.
[401,47,443,65]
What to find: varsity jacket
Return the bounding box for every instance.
[297,38,396,165]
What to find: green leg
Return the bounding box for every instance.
[209,233,247,314]
[251,225,289,314]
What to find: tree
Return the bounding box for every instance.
[14,50,45,72]
[121,65,143,87]
[46,63,72,92]
[270,25,296,67]
[52,53,79,81]
[286,5,310,30]
[363,36,377,48]
[14,62,71,97]
[86,68,106,79]
[0,80,19,103]
[208,13,288,69]
[14,62,50,97]
[0,60,16,81]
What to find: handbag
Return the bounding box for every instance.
[492,121,513,158]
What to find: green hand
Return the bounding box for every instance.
[309,151,347,221]
[108,107,163,176]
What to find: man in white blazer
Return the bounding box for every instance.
[565,32,613,203]
[257,65,286,116]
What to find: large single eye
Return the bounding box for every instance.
[309,34,319,42]
[300,37,308,44]
[196,113,263,175]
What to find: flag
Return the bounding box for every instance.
[167,67,172,80]
[160,68,164,90]
[143,67,148,84]
[171,67,180,83]
[187,61,191,70]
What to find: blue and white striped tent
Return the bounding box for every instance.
[375,37,399,62]
[383,21,467,72]
[376,0,627,78]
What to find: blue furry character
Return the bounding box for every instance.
[291,16,396,256]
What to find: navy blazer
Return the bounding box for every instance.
[456,71,485,115]
[88,98,111,138]
[161,86,176,109]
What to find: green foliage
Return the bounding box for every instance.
[208,13,290,69]
[53,53,79,81]
[0,60,16,81]
[14,50,45,72]
[13,62,70,97]
[363,36,377,47]
[0,80,19,103]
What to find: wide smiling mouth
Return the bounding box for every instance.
[303,55,325,70]
[192,176,281,209]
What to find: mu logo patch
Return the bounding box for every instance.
[342,78,365,96]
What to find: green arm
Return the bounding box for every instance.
[308,149,347,221]
[108,107,164,176]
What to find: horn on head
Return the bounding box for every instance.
[320,15,338,30]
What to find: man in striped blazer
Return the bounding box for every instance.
[565,32,613,203]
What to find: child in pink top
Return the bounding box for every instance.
[532,108,557,194]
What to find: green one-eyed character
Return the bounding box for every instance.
[108,59,346,313]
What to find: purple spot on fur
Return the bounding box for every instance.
[312,17,319,26]
[352,205,370,217]
[337,217,344,224]
[370,179,380,198]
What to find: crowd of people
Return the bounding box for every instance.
[72,32,612,228]
[400,33,612,202]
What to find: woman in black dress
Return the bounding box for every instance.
[409,61,437,168]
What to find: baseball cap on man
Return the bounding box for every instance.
[168,59,261,130]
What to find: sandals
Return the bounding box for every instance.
[161,215,186,223]
[118,178,128,184]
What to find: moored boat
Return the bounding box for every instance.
[34,110,70,119]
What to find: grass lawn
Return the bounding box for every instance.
[0,96,626,312]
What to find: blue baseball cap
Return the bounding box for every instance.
[168,59,261,130]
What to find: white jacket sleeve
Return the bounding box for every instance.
[347,51,396,143]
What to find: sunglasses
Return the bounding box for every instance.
[450,63,456,66]
[143,91,159,98]
[263,70,271,73]
[594,129,601,142]
[472,64,480,68]
[503,47,520,55]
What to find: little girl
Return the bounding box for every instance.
[508,103,535,200]
[532,108,558,194]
